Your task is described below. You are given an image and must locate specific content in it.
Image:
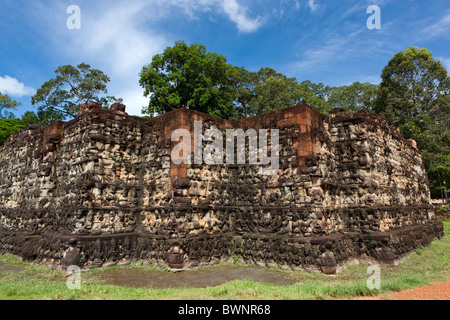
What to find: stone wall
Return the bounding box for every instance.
[0,103,444,273]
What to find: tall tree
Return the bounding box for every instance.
[0,91,20,119]
[139,40,239,119]
[375,47,449,129]
[242,68,330,116]
[328,82,379,112]
[32,63,119,123]
[21,111,40,126]
[375,47,450,198]
[140,42,331,119]
[20,110,65,127]
[296,80,330,114]
[233,66,258,118]
[250,67,300,115]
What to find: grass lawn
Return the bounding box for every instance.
[0,221,448,300]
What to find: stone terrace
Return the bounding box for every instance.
[0,103,444,274]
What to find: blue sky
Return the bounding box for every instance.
[0,0,449,117]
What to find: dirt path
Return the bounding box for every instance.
[354,280,450,300]
[384,281,449,300]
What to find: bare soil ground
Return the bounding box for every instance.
[353,280,450,300]
[94,265,297,289]
[384,280,449,300]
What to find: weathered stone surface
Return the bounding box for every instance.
[0,103,444,273]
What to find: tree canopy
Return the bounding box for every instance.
[140,41,331,119]
[328,82,379,112]
[32,63,120,124]
[0,118,24,146]
[20,111,41,127]
[140,40,239,119]
[375,47,450,199]
[0,92,20,119]
[375,47,449,130]
[248,67,301,115]
[233,68,330,116]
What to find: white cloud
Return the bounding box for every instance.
[71,2,167,72]
[117,87,150,116]
[220,0,262,33]
[290,29,364,73]
[0,76,35,97]
[19,0,264,116]
[161,0,263,33]
[59,0,265,115]
[59,1,168,116]
[307,0,319,12]
[423,13,450,37]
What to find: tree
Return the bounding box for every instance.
[32,63,119,123]
[0,91,20,119]
[0,118,24,146]
[140,41,332,119]
[297,80,330,114]
[375,47,450,198]
[250,67,300,115]
[21,111,41,126]
[233,66,258,118]
[237,68,330,116]
[375,47,449,129]
[139,40,239,119]
[328,82,379,112]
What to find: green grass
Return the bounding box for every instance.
[0,221,449,300]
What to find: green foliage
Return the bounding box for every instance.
[328,82,379,112]
[140,40,239,120]
[415,244,423,255]
[234,67,331,117]
[375,47,449,128]
[0,91,20,119]
[0,118,25,146]
[21,109,63,127]
[375,47,450,198]
[297,80,331,114]
[20,111,40,126]
[140,41,330,119]
[233,66,258,117]
[32,63,120,124]
[433,155,450,201]
[249,67,301,115]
